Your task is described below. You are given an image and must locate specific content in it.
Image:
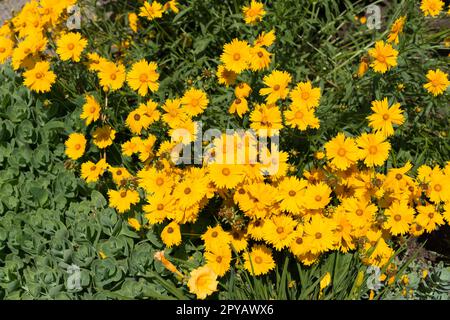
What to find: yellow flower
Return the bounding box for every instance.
[423,69,449,96]
[254,30,276,47]
[181,88,209,116]
[163,0,180,13]
[139,1,164,21]
[128,13,138,32]
[162,98,187,128]
[420,0,444,17]
[243,245,275,276]
[98,61,126,91]
[290,81,321,109]
[161,221,182,247]
[23,61,56,93]
[122,137,143,156]
[216,65,237,86]
[208,163,244,189]
[368,41,398,74]
[205,244,232,277]
[357,57,369,78]
[126,108,152,135]
[242,0,266,24]
[201,225,232,252]
[229,97,249,117]
[80,95,101,125]
[367,98,404,137]
[303,216,337,254]
[187,266,218,300]
[92,125,116,149]
[107,188,140,213]
[127,59,159,96]
[262,215,297,251]
[220,39,251,74]
[415,204,444,232]
[87,53,107,72]
[235,82,252,98]
[387,16,406,44]
[356,132,390,167]
[303,182,332,210]
[229,230,248,253]
[259,70,292,104]
[324,133,360,170]
[0,37,14,64]
[65,133,87,160]
[284,104,320,131]
[249,103,283,136]
[320,272,332,291]
[428,171,450,203]
[276,176,308,214]
[109,166,131,186]
[249,46,271,71]
[128,218,141,231]
[81,158,108,183]
[383,201,415,235]
[56,32,88,62]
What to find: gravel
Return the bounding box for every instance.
[0,0,28,24]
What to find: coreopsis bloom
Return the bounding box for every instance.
[368,41,398,74]
[383,201,415,235]
[201,225,232,252]
[187,266,218,299]
[122,137,143,156]
[254,30,276,47]
[12,34,48,70]
[80,95,101,125]
[208,163,244,189]
[290,81,321,109]
[324,133,360,170]
[92,125,116,149]
[420,0,444,17]
[229,97,249,117]
[56,32,88,62]
[204,244,232,277]
[161,221,182,247]
[249,103,283,136]
[367,98,405,137]
[284,104,320,131]
[428,171,450,203]
[259,70,292,104]
[162,98,187,128]
[229,230,248,253]
[181,88,209,116]
[356,132,390,167]
[139,1,164,21]
[387,16,406,44]
[87,53,107,72]
[216,65,237,86]
[128,13,138,32]
[242,0,266,24]
[249,46,272,71]
[243,245,275,276]
[127,59,159,96]
[128,218,141,231]
[98,61,126,91]
[138,100,161,123]
[220,39,251,73]
[23,61,56,93]
[163,0,180,13]
[65,133,87,160]
[235,82,252,98]
[415,205,444,232]
[108,188,140,213]
[357,57,369,78]
[262,215,297,250]
[303,216,337,254]
[109,166,132,185]
[0,37,14,64]
[81,158,108,183]
[303,182,332,210]
[423,69,449,96]
[126,108,152,134]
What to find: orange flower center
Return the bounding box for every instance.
[116,170,122,175]
[395,173,403,180]
[211,231,218,238]
[90,106,96,113]
[184,187,191,195]
[190,98,199,106]
[0,47,5,53]
[434,184,442,192]
[139,73,148,82]
[254,256,263,264]
[337,148,346,157]
[382,114,390,120]
[369,146,378,154]
[315,232,322,239]
[35,72,43,79]
[216,256,223,263]
[257,51,264,58]
[289,190,296,197]
[377,55,386,63]
[235,98,241,104]
[134,114,141,121]
[301,91,310,100]
[296,237,303,245]
[315,195,322,202]
[74,144,81,150]
[156,177,164,186]
[276,227,284,234]
[110,73,117,80]
[90,165,96,171]
[394,214,402,222]
[120,191,127,198]
[222,168,231,176]
[167,227,174,234]
[157,204,164,210]
[273,84,280,91]
[233,53,241,61]
[67,43,75,50]
[295,111,304,119]
[356,209,364,216]
[428,212,434,219]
